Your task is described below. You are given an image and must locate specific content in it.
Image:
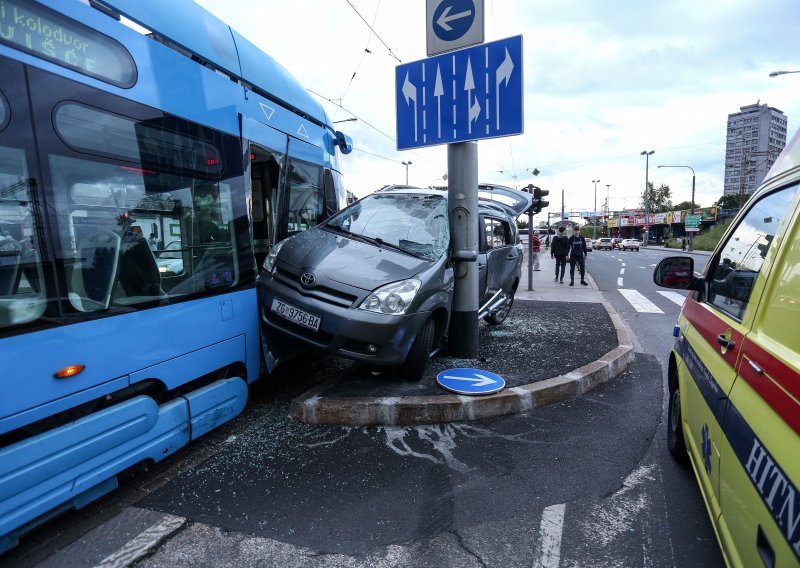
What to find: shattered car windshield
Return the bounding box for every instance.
[326,193,449,261]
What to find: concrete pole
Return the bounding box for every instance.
[448,142,479,358]
[689,173,696,251]
[641,150,654,244]
[527,211,533,291]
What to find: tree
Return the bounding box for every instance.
[640,182,672,213]
[517,219,528,230]
[714,194,741,210]
[673,200,695,211]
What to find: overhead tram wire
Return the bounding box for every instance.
[344,0,401,63]
[333,0,381,119]
[308,89,439,169]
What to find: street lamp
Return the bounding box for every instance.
[769,70,800,77]
[641,150,654,245]
[402,161,412,185]
[658,164,695,251]
[591,179,600,240]
[606,184,611,236]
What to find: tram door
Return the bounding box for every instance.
[249,144,283,268]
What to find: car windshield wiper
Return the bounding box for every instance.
[323,224,351,236]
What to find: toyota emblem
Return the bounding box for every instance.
[300,272,316,287]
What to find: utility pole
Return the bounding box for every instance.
[641,150,654,244]
[447,143,478,357]
[592,179,600,240]
[561,189,565,220]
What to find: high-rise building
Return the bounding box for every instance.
[723,103,788,197]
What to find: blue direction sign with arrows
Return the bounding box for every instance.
[436,368,506,395]
[396,35,523,150]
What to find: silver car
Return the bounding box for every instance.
[258,185,532,380]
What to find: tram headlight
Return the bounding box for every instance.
[359,279,421,315]
[263,239,286,274]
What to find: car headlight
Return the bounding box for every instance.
[263,239,286,273]
[359,279,421,315]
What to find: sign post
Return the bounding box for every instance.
[397,26,523,357]
[448,142,480,357]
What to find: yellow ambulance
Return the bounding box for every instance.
[655,129,800,567]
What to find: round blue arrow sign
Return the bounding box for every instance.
[433,0,476,42]
[436,368,505,395]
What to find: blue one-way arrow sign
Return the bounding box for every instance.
[396,35,523,151]
[436,368,506,395]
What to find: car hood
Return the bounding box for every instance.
[278,228,434,291]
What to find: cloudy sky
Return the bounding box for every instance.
[196,0,799,218]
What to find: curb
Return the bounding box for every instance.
[289,300,635,426]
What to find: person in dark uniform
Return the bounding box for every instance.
[567,225,588,286]
[550,226,569,283]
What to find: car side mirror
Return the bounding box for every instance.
[653,256,702,292]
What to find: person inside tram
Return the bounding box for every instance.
[193,182,226,244]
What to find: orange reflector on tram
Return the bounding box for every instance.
[54,364,86,378]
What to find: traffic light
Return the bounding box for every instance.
[531,186,549,213]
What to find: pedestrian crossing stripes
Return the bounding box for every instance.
[618,289,664,313]
[657,290,687,306]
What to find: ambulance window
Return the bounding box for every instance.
[707,185,795,320]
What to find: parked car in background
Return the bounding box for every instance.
[596,237,613,250]
[258,185,532,380]
[585,239,594,252]
[620,239,640,251]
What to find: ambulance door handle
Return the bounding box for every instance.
[716,334,735,350]
[748,360,764,375]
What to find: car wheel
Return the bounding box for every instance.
[485,289,515,325]
[667,368,689,464]
[399,318,435,381]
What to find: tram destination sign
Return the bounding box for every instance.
[0,0,137,87]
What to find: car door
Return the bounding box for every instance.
[477,184,533,216]
[717,182,800,567]
[479,216,520,305]
[678,187,794,529]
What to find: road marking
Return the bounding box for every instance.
[617,277,624,287]
[649,264,657,267]
[620,268,625,275]
[618,289,664,313]
[640,266,646,269]
[535,503,567,568]
[658,290,687,306]
[621,262,626,267]
[96,513,186,568]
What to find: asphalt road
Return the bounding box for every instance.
[3,247,727,567]
[586,245,723,567]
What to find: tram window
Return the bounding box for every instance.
[286,160,322,236]
[0,147,47,329]
[54,103,224,178]
[49,157,240,312]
